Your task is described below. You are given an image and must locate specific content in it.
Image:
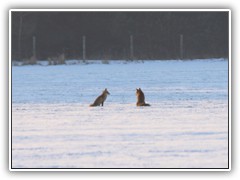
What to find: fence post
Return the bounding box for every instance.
[29,36,37,64]
[180,34,184,60]
[130,35,134,60]
[83,36,86,61]
[32,36,36,58]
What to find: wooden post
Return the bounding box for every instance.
[29,35,37,64]
[32,36,36,58]
[123,48,126,59]
[130,35,134,60]
[180,34,183,60]
[82,36,86,61]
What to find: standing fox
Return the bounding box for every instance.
[136,88,150,106]
[89,88,110,107]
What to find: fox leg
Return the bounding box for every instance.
[101,102,104,106]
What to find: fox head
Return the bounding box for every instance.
[136,88,142,96]
[103,88,110,95]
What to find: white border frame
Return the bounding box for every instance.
[9,9,231,171]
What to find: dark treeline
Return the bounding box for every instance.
[11,11,229,61]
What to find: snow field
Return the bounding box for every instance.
[11,59,229,168]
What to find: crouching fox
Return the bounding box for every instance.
[136,88,150,106]
[89,88,110,107]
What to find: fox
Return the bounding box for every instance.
[89,88,110,107]
[136,88,150,106]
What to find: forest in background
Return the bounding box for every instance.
[11,11,229,62]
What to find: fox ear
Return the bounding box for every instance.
[136,88,138,91]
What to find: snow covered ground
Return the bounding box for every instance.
[11,59,229,169]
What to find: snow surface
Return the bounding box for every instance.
[12,59,229,168]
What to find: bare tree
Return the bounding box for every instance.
[17,12,31,60]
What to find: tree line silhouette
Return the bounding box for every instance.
[11,11,229,61]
